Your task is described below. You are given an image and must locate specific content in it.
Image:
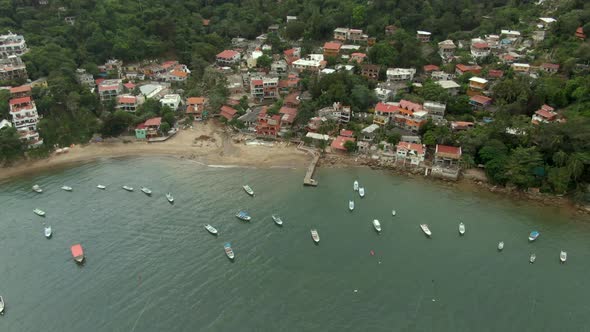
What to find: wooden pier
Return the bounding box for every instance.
[298,143,320,186]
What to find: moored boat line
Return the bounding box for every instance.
[353,180,359,191]
[358,187,365,198]
[96,184,106,190]
[140,187,152,195]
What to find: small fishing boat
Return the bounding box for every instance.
[529,253,536,264]
[353,180,359,191]
[459,222,465,235]
[420,224,432,237]
[224,243,235,260]
[236,211,251,221]
[33,208,45,217]
[71,244,84,263]
[32,184,42,193]
[528,231,540,242]
[359,187,365,198]
[122,185,134,192]
[243,185,254,196]
[44,226,52,238]
[311,229,320,243]
[204,224,218,235]
[140,187,152,195]
[373,219,382,233]
[97,184,106,190]
[61,185,72,191]
[392,209,396,216]
[560,250,567,263]
[0,295,4,315]
[166,192,174,203]
[349,200,354,211]
[271,215,283,226]
[498,241,504,251]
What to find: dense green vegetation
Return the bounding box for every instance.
[0,0,589,200]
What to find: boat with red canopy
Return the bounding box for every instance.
[70,244,84,263]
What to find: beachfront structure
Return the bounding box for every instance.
[386,68,416,82]
[434,144,462,167]
[396,142,426,165]
[216,50,241,66]
[0,32,28,56]
[373,102,399,126]
[9,96,42,147]
[392,100,428,133]
[438,40,456,59]
[292,54,325,72]
[116,95,144,112]
[360,124,379,142]
[417,31,431,43]
[531,104,558,125]
[250,76,279,100]
[317,102,352,123]
[159,94,182,111]
[98,79,123,101]
[220,105,238,121]
[186,97,207,120]
[255,107,281,137]
[331,135,355,153]
[278,106,298,132]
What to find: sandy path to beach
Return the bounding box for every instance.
[0,122,309,181]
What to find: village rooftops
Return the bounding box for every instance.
[187,97,206,105]
[144,117,162,127]
[323,42,342,51]
[220,105,238,121]
[435,144,462,158]
[217,50,240,59]
[375,102,400,113]
[397,141,425,155]
[10,84,31,95]
[331,135,355,151]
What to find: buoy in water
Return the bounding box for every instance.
[370,250,375,256]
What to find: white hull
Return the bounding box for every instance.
[61,186,72,191]
[373,220,381,233]
[392,210,396,216]
[0,296,4,314]
[353,181,359,191]
[359,187,365,198]
[44,227,52,238]
[560,251,567,263]
[204,224,218,235]
[459,223,465,235]
[272,215,283,226]
[349,201,354,211]
[34,209,45,217]
[32,185,43,193]
[141,187,152,195]
[166,193,174,203]
[97,185,106,189]
[311,229,320,243]
[122,186,134,192]
[243,185,254,196]
[420,224,431,237]
[530,254,536,263]
[498,242,504,251]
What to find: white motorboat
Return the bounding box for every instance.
[0,295,4,315]
[560,250,567,263]
[224,243,235,260]
[311,229,320,243]
[272,214,283,226]
[97,184,106,190]
[528,231,540,242]
[498,241,504,251]
[32,184,42,193]
[353,180,359,191]
[122,185,134,192]
[236,211,251,221]
[392,209,396,216]
[33,208,45,217]
[243,185,255,196]
[166,192,174,203]
[373,219,382,233]
[61,185,73,191]
[530,253,536,263]
[349,200,354,211]
[420,224,431,237]
[459,222,465,235]
[44,226,52,238]
[204,224,218,235]
[141,187,152,195]
[359,187,365,198]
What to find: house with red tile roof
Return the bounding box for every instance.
[323,41,342,57]
[451,121,474,131]
[279,106,298,129]
[250,76,279,100]
[531,104,558,125]
[469,95,492,110]
[575,27,586,40]
[350,52,367,63]
[331,135,355,153]
[283,48,301,65]
[186,97,207,120]
[255,108,281,137]
[373,102,400,126]
[279,74,300,94]
[455,64,482,76]
[116,94,144,112]
[394,100,428,132]
[283,92,301,108]
[219,105,238,121]
[97,79,123,101]
[435,144,462,166]
[216,50,241,66]
[339,129,354,138]
[470,42,490,58]
[396,142,426,165]
[487,69,504,79]
[423,64,440,73]
[10,84,31,98]
[539,63,559,74]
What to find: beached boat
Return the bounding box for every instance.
[560,250,567,263]
[236,211,251,221]
[359,187,365,198]
[528,231,540,242]
[353,180,359,191]
[0,295,4,315]
[224,243,235,260]
[459,222,465,235]
[272,215,283,226]
[498,241,504,251]
[373,219,382,233]
[141,187,152,195]
[33,208,45,217]
[97,184,106,190]
[44,226,52,238]
[71,244,84,263]
[204,224,218,235]
[420,224,432,237]
[61,185,72,191]
[243,185,255,196]
[166,192,174,203]
[349,200,354,211]
[122,185,134,192]
[32,184,42,193]
[392,209,396,216]
[311,229,320,243]
[529,253,536,264]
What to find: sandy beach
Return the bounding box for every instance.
[0,122,310,181]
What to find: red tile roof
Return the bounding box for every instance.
[10,85,31,94]
[351,52,366,58]
[339,129,354,137]
[472,42,489,49]
[423,64,440,72]
[331,135,355,151]
[220,105,238,120]
[9,96,31,105]
[95,78,105,85]
[396,141,425,154]
[284,49,296,56]
[375,102,400,113]
[470,95,492,104]
[251,79,263,85]
[399,99,423,112]
[540,104,554,112]
[117,96,136,104]
[202,19,210,26]
[279,106,298,123]
[436,144,462,156]
[170,70,188,78]
[323,41,342,50]
[535,109,557,119]
[144,117,162,127]
[456,64,482,73]
[123,82,136,90]
[187,97,206,105]
[488,70,504,78]
[217,50,239,59]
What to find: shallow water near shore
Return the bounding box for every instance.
[1,156,589,331]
